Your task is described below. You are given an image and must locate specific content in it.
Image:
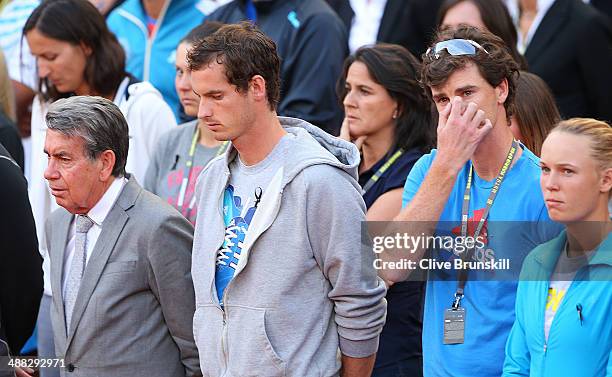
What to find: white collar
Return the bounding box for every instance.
[80,176,127,227]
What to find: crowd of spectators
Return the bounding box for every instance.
[1,0,611,376]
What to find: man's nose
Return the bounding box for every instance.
[198,98,213,119]
[44,158,60,181]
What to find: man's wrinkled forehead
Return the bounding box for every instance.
[44,129,86,157]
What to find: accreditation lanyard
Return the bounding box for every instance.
[362,149,404,194]
[452,139,519,309]
[177,128,230,215]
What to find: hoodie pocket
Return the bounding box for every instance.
[226,306,286,377]
[193,304,225,377]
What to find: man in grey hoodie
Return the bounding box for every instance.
[188,22,387,377]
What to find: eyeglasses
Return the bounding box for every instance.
[425,39,489,60]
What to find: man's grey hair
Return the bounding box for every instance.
[46,96,129,177]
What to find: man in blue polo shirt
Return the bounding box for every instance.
[380,26,562,376]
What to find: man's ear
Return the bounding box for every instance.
[98,150,116,182]
[600,167,612,195]
[249,75,267,103]
[495,77,509,106]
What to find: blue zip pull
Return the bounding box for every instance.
[287,11,300,28]
[576,304,583,326]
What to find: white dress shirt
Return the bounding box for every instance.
[503,0,556,54]
[61,177,127,296]
[348,0,388,53]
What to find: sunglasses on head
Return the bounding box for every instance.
[426,39,489,60]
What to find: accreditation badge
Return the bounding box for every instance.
[443,307,466,344]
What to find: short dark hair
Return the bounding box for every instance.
[181,21,225,46]
[337,44,435,154]
[421,25,520,119]
[437,0,528,69]
[46,96,129,177]
[23,0,125,102]
[187,22,281,111]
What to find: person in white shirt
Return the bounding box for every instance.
[502,0,612,122]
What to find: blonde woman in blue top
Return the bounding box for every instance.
[504,118,612,377]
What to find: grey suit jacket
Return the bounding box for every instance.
[45,176,201,377]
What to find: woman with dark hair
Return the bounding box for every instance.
[338,43,435,221]
[338,43,435,376]
[144,21,227,225]
[24,0,175,186]
[510,71,561,156]
[438,0,528,69]
[23,2,175,373]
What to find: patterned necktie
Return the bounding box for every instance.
[64,215,94,331]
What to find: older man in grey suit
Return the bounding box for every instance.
[42,96,201,377]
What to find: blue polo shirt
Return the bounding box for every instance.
[402,147,562,377]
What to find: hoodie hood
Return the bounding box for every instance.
[125,81,164,106]
[220,116,361,191]
[116,78,166,116]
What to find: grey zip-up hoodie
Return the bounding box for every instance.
[191,117,387,377]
